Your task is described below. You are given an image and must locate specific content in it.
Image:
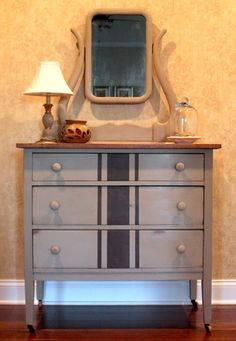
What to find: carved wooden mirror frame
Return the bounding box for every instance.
[85,9,152,104]
[58,11,177,127]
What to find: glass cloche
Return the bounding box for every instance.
[174,98,198,136]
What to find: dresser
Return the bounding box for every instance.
[16,141,221,332]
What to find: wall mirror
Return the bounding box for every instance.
[85,10,152,104]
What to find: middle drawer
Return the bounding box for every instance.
[33,186,203,226]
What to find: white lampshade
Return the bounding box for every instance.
[24,61,73,96]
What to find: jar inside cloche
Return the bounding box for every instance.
[174,98,198,136]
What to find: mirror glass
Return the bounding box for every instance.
[85,11,152,103]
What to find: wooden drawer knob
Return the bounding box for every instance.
[176,244,186,253]
[49,200,60,210]
[51,162,62,172]
[175,162,185,172]
[177,201,187,210]
[50,245,61,255]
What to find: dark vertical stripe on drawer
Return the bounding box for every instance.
[107,230,130,268]
[107,187,129,225]
[107,154,129,181]
[97,187,101,225]
[135,187,139,225]
[97,154,102,181]
[97,230,101,268]
[135,230,139,268]
[135,154,139,181]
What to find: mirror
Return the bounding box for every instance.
[85,10,152,103]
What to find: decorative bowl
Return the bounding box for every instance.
[60,120,91,143]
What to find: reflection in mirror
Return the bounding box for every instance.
[85,11,152,103]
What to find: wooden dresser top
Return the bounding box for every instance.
[16,141,221,150]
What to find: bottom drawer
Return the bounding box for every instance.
[139,230,203,269]
[33,230,98,269]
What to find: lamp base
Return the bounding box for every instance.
[37,102,57,143]
[36,136,57,144]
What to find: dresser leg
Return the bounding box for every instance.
[25,278,35,329]
[201,278,212,327]
[189,280,198,308]
[36,280,44,307]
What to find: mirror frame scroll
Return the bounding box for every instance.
[85,9,152,104]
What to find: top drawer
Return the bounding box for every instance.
[32,153,98,181]
[138,154,204,181]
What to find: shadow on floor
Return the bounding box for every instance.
[37,305,198,329]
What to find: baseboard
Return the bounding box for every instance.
[1,279,236,305]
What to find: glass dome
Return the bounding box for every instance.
[174,98,198,136]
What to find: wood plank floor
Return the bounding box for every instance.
[0,304,236,340]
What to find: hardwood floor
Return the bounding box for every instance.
[0,304,236,340]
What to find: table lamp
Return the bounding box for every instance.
[24,61,73,143]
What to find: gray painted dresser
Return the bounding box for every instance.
[17,141,221,332]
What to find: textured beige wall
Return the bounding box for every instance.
[0,0,235,279]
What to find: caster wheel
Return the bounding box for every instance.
[27,324,35,333]
[191,299,198,308]
[205,324,212,333]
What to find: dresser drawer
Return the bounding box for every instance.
[33,186,98,225]
[139,187,203,225]
[139,230,203,268]
[32,153,98,181]
[138,154,204,181]
[33,230,98,269]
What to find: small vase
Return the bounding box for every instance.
[60,120,91,143]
